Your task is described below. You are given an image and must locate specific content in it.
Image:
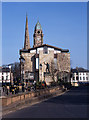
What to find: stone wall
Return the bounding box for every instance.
[44,74,54,85]
[2,86,63,107]
[21,53,35,73]
[21,53,36,84]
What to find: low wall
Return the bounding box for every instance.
[1,86,63,107]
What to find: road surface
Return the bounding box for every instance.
[2,86,89,119]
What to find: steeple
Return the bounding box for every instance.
[24,14,30,50]
[33,21,43,47]
[35,20,42,30]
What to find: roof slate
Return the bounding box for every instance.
[0,68,10,72]
[71,68,89,73]
[20,44,69,53]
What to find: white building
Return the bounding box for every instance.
[71,68,89,86]
[0,66,13,85]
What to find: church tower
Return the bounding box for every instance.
[33,21,43,47]
[24,15,30,49]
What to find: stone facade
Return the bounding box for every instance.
[20,47,70,85]
[39,50,54,82]
[20,53,35,85]
[21,53,35,72]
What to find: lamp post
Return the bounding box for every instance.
[39,64,42,81]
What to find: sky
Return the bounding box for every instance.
[2,2,87,69]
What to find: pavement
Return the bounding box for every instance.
[2,85,89,119]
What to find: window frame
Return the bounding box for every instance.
[43,46,48,54]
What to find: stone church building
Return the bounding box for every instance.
[19,15,70,85]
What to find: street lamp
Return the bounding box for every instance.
[40,64,42,81]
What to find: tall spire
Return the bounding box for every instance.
[24,14,30,49]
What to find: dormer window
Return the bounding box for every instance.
[43,46,48,54]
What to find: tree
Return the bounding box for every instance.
[11,62,20,85]
[50,60,58,82]
[56,53,70,83]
